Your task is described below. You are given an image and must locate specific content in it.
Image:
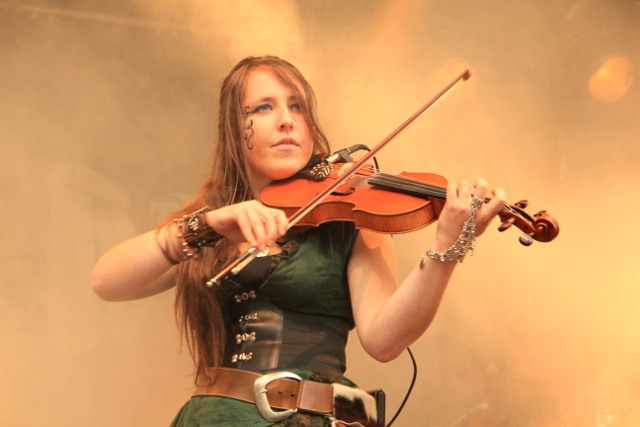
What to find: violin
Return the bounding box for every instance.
[262,162,559,246]
[208,69,558,286]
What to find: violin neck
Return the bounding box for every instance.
[369,171,515,215]
[368,172,447,200]
[366,171,560,245]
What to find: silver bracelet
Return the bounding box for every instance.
[420,197,484,266]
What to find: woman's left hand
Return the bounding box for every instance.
[432,178,506,251]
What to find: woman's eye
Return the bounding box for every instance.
[253,104,272,114]
[290,103,301,112]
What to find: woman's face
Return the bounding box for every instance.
[241,68,313,197]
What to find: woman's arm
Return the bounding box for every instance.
[90,200,289,302]
[90,229,178,301]
[347,179,506,362]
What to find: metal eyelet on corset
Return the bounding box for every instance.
[239,313,259,324]
[223,292,283,372]
[236,332,257,344]
[234,290,257,303]
[231,352,253,363]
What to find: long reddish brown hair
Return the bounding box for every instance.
[170,56,331,384]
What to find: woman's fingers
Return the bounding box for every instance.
[457,179,470,201]
[206,200,289,249]
[436,178,507,245]
[473,178,489,202]
[259,208,287,249]
[238,206,263,248]
[275,210,288,237]
[471,179,506,237]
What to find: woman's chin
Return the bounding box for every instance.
[270,167,302,182]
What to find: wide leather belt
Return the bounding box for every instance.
[193,367,334,422]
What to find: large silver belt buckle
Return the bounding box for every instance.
[253,371,302,422]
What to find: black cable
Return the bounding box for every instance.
[386,347,417,427]
[336,147,404,425]
[333,144,380,172]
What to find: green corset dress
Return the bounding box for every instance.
[170,222,360,427]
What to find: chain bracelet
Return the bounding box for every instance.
[420,197,484,266]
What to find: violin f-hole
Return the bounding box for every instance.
[330,185,355,196]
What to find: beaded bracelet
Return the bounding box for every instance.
[175,206,223,260]
[420,197,484,266]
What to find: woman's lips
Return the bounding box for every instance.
[273,137,299,147]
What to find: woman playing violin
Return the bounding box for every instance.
[91,56,507,427]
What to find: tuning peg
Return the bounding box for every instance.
[498,217,515,232]
[534,210,547,219]
[514,199,529,209]
[519,234,534,246]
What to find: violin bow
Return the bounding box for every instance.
[208,70,472,286]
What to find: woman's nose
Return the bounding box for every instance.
[278,109,295,130]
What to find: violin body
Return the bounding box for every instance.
[262,164,448,233]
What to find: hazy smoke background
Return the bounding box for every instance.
[1,0,639,426]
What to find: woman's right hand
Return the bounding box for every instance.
[205,200,288,250]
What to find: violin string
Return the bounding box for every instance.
[357,166,441,189]
[355,166,448,198]
[355,165,512,215]
[373,173,447,198]
[365,175,447,198]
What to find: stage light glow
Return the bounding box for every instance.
[588,56,633,103]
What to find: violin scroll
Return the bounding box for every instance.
[497,200,560,246]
